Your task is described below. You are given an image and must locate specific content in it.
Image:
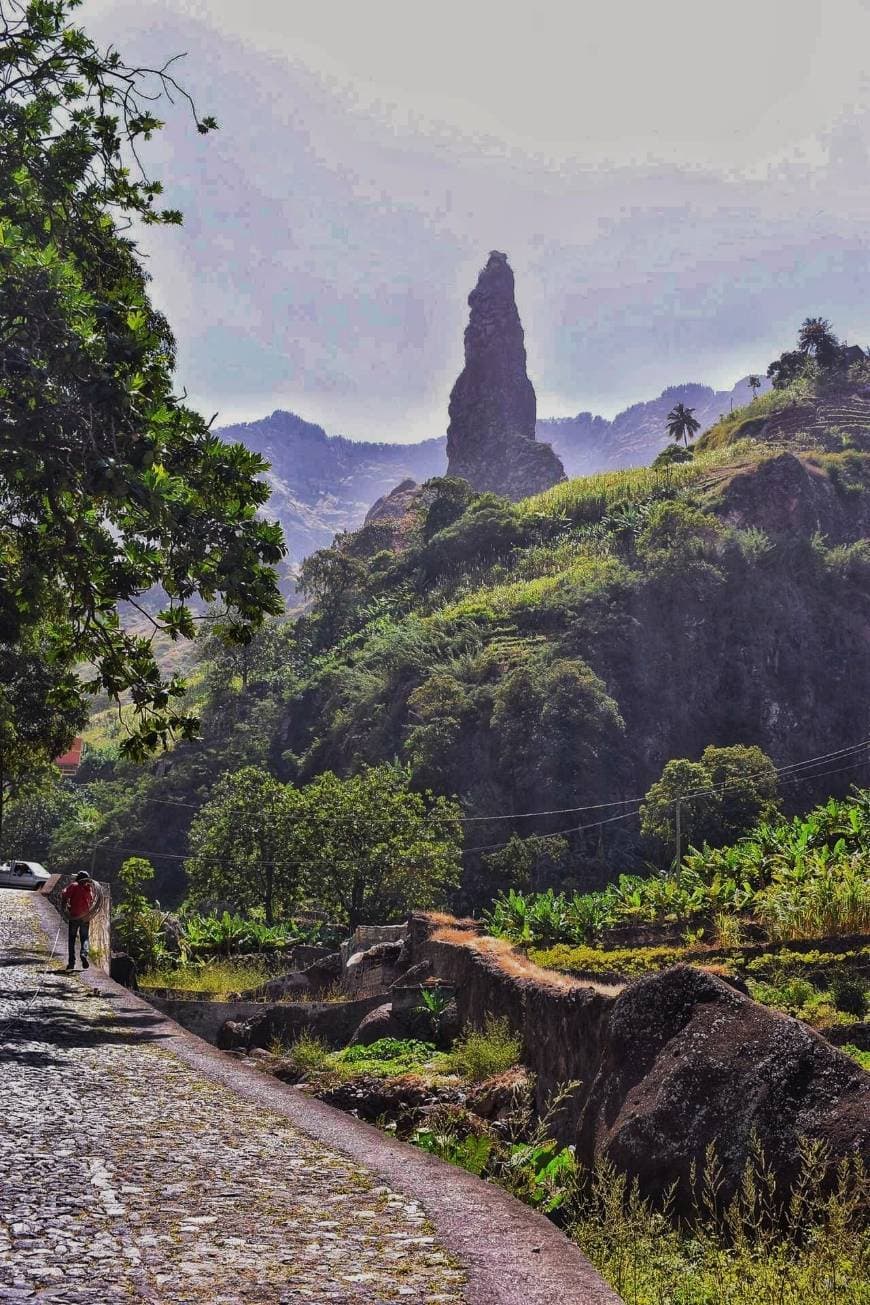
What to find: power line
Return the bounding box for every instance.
[459,737,870,826]
[460,751,870,857]
[84,740,870,869]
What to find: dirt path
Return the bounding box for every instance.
[0,890,466,1304]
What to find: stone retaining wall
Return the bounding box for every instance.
[405,917,614,1130]
[404,914,870,1211]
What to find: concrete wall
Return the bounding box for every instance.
[340,923,407,968]
[221,993,389,1052]
[45,876,111,972]
[142,991,390,1051]
[146,997,267,1044]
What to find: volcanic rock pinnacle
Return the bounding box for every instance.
[445,251,565,500]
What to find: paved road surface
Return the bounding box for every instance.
[0,891,466,1304]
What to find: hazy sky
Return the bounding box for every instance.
[84,0,870,441]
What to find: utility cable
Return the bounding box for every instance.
[459,752,870,856]
[82,741,870,868]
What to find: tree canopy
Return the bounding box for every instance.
[665,403,701,448]
[185,766,297,923]
[640,744,781,861]
[287,764,462,929]
[0,0,284,777]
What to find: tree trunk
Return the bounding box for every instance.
[265,862,274,925]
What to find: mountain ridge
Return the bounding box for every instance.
[217,376,767,566]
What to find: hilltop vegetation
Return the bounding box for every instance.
[12,320,870,913]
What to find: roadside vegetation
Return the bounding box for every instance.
[256,1025,868,1305]
[485,789,870,946]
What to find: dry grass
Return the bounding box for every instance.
[431,925,622,996]
[423,911,481,930]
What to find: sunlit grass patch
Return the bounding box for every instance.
[139,957,272,996]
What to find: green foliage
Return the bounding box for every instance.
[339,1038,439,1077]
[410,1105,870,1303]
[572,1144,868,1305]
[285,1032,336,1080]
[0,0,283,767]
[0,638,86,842]
[636,500,722,558]
[828,972,868,1018]
[174,909,335,959]
[485,887,616,947]
[664,401,702,448]
[416,986,451,1017]
[284,763,462,929]
[185,766,298,923]
[444,1016,522,1082]
[0,775,78,860]
[112,856,166,969]
[529,942,689,978]
[652,443,694,467]
[420,477,475,541]
[841,1044,870,1071]
[756,852,870,940]
[489,789,870,955]
[412,1125,497,1177]
[640,744,781,857]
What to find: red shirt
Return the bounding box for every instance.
[62,882,95,919]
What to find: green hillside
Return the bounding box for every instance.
[38,346,870,907]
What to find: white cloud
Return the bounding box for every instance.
[82,0,870,437]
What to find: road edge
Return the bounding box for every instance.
[32,892,622,1305]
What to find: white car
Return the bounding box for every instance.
[0,860,51,890]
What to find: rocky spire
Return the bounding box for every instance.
[446,251,565,499]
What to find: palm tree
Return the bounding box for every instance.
[665,402,701,448]
[797,317,838,364]
[747,374,762,398]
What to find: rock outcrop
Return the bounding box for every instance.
[446,252,565,500]
[403,919,870,1212]
[364,478,420,525]
[577,965,869,1208]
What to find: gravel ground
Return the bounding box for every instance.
[0,891,467,1304]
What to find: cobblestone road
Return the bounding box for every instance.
[0,892,467,1305]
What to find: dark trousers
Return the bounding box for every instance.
[68,919,90,967]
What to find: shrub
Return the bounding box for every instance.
[445,1015,522,1082]
[112,856,167,970]
[530,943,689,979]
[286,1031,337,1080]
[841,1044,870,1071]
[829,972,868,1018]
[339,1038,439,1077]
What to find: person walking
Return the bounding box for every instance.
[61,872,96,971]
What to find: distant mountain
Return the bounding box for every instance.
[218,378,768,569]
[216,410,446,566]
[538,377,770,478]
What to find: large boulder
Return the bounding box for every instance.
[578,965,870,1208]
[446,251,565,501]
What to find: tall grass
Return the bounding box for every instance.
[757,860,870,941]
[139,957,271,996]
[431,554,622,623]
[518,443,763,524]
[572,1143,868,1305]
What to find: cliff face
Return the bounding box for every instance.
[446,252,565,500]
